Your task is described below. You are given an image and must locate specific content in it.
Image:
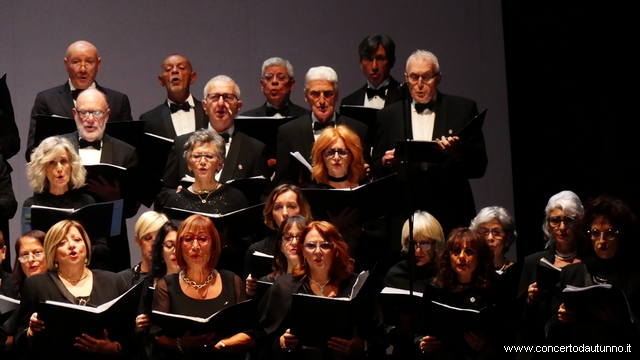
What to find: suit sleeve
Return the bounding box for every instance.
[273,126,292,185]
[113,94,133,121]
[251,140,270,178]
[371,113,392,178]
[154,142,180,211]
[26,92,49,161]
[0,156,17,219]
[122,148,140,218]
[0,80,20,161]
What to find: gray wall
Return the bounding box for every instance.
[1,0,513,265]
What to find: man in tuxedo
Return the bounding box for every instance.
[341,34,402,109]
[373,50,487,234]
[140,54,208,139]
[157,75,269,210]
[26,40,132,161]
[274,66,368,186]
[65,88,138,271]
[240,57,308,118]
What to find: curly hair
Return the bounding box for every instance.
[293,221,353,283]
[263,184,312,230]
[44,220,92,270]
[182,128,226,164]
[311,125,365,185]
[27,136,86,193]
[150,220,180,280]
[575,195,639,259]
[435,228,494,290]
[11,230,46,292]
[268,215,310,281]
[175,215,221,270]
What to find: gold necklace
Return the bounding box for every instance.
[59,268,89,285]
[191,183,220,204]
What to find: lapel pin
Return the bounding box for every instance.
[238,164,243,170]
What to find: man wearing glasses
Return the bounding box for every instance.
[273,66,368,186]
[64,88,138,271]
[140,54,208,140]
[158,75,268,209]
[241,57,307,118]
[372,49,487,234]
[341,34,402,109]
[26,40,132,161]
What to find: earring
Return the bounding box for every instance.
[84,257,88,265]
[54,261,59,269]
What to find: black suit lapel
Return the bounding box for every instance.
[160,105,177,138]
[100,135,114,164]
[57,83,75,118]
[432,92,449,139]
[402,99,414,140]
[220,131,242,182]
[300,116,315,161]
[384,77,403,107]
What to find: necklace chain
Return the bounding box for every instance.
[181,270,215,291]
[309,278,331,297]
[59,268,89,285]
[191,184,219,204]
[555,249,577,261]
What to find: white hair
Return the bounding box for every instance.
[262,57,294,78]
[304,66,338,91]
[542,190,583,247]
[406,50,440,73]
[203,75,241,99]
[470,206,517,252]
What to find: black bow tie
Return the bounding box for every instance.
[366,86,387,100]
[170,102,191,113]
[78,139,101,150]
[218,133,230,143]
[266,105,289,117]
[313,120,335,131]
[71,89,82,101]
[415,101,436,114]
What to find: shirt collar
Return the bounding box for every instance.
[366,77,391,90]
[311,112,337,126]
[167,93,194,107]
[68,79,96,92]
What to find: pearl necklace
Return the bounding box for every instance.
[555,249,577,261]
[180,270,215,291]
[309,278,331,297]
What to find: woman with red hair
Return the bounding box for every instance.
[257,221,386,359]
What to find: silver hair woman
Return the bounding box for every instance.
[470,206,517,272]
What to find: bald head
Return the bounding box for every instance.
[64,40,101,90]
[73,88,110,142]
[158,54,196,103]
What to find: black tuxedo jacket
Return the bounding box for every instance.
[340,76,403,108]
[156,129,269,210]
[0,154,17,272]
[26,82,132,161]
[240,101,308,117]
[372,92,487,231]
[273,113,369,186]
[139,97,208,139]
[0,73,20,163]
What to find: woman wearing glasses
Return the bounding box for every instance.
[164,129,248,214]
[417,228,498,358]
[517,191,583,348]
[547,195,640,347]
[151,214,253,359]
[258,221,386,359]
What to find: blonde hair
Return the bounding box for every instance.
[401,211,445,253]
[44,220,92,270]
[311,125,365,185]
[27,136,86,193]
[135,211,169,240]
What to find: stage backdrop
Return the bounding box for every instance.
[0,0,512,265]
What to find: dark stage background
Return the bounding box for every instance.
[1,1,511,266]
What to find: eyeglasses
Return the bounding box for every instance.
[451,247,475,256]
[303,242,334,251]
[163,242,176,252]
[190,153,221,162]
[206,93,237,103]
[414,241,435,251]
[182,234,211,245]
[323,148,350,158]
[283,234,301,243]
[406,72,440,84]
[307,90,335,99]
[17,250,45,263]
[478,228,505,239]
[263,73,290,82]
[69,60,96,69]
[76,109,108,118]
[547,216,576,228]
[588,228,619,241]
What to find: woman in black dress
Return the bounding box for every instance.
[151,214,253,359]
[547,195,640,353]
[15,220,129,359]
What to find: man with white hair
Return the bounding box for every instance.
[241,57,308,118]
[372,50,487,233]
[273,66,368,185]
[157,75,268,209]
[26,40,132,160]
